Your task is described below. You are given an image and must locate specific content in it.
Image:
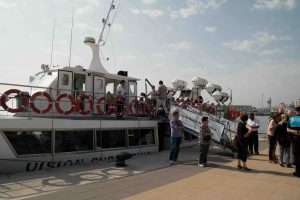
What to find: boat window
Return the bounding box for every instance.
[128,128,155,146]
[101,130,126,149]
[140,129,155,145]
[179,90,192,98]
[4,131,51,155]
[129,82,137,96]
[106,79,115,94]
[62,74,69,86]
[128,129,140,146]
[95,79,104,91]
[55,130,93,153]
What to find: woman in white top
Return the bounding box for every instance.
[267,113,281,163]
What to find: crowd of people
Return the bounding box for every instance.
[168,106,300,178]
[267,107,300,177]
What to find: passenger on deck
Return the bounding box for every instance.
[146,86,158,108]
[198,95,203,104]
[169,110,184,164]
[116,80,127,118]
[156,81,168,114]
[198,116,213,167]
[237,113,253,170]
[287,107,300,177]
[105,91,113,112]
[116,80,127,98]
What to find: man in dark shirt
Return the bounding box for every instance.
[287,106,300,177]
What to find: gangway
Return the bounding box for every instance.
[169,105,237,156]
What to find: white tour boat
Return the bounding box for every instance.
[0,1,240,174]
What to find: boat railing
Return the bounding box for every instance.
[169,100,239,122]
[0,82,171,118]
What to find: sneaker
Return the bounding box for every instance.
[198,163,205,167]
[255,152,259,155]
[169,160,174,164]
[287,164,292,168]
[237,165,243,170]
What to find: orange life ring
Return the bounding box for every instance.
[30,91,53,114]
[0,89,27,113]
[55,93,75,115]
[114,97,126,116]
[96,96,113,115]
[129,98,139,116]
[76,94,93,115]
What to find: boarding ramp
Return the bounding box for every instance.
[169,105,237,156]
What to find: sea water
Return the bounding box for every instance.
[256,115,269,134]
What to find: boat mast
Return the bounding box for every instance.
[97,0,115,46]
[50,18,55,68]
[85,0,116,73]
[68,8,75,67]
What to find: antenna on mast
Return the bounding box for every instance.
[97,0,115,45]
[68,8,75,67]
[84,0,117,73]
[50,18,55,68]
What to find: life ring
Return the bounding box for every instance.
[30,91,53,114]
[129,98,139,116]
[114,97,126,116]
[0,89,27,113]
[55,93,75,115]
[96,96,113,115]
[76,94,93,115]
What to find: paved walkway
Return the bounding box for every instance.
[1,137,300,200]
[123,150,300,200]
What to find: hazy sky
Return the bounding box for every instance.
[0,0,299,107]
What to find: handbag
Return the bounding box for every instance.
[231,135,238,150]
